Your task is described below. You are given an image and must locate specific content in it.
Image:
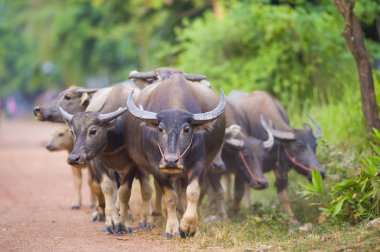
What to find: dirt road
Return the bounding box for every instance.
[0,119,177,251]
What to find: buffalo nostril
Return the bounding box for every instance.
[259,180,269,188]
[68,154,80,164]
[46,145,54,151]
[212,161,225,172]
[164,155,179,164]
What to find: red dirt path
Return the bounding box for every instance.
[0,119,178,251]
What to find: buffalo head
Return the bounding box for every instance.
[59,106,128,165]
[223,116,274,190]
[266,115,325,180]
[127,90,226,175]
[34,87,98,123]
[46,126,73,152]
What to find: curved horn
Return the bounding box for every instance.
[126,90,159,124]
[75,88,99,94]
[128,70,156,79]
[266,121,296,140]
[260,115,274,149]
[59,106,73,123]
[225,124,241,138]
[183,73,207,81]
[192,90,226,124]
[98,107,128,124]
[307,114,322,139]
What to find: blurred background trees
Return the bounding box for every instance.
[0,0,379,147]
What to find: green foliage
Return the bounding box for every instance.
[172,0,364,107]
[300,129,380,223]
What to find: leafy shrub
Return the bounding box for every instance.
[172,0,360,107]
[300,129,380,223]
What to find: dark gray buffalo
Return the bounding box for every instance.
[232,91,324,223]
[125,72,226,238]
[204,101,274,218]
[60,85,153,234]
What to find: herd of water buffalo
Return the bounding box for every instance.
[33,67,325,238]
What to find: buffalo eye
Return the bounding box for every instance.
[296,142,306,151]
[183,125,190,133]
[89,128,97,136]
[64,95,72,100]
[58,133,64,137]
[158,125,163,133]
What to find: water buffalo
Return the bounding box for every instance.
[125,71,226,238]
[129,67,215,218]
[232,91,324,223]
[204,101,274,217]
[60,85,153,234]
[46,126,96,209]
[33,87,98,123]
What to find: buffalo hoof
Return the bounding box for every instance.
[103,225,114,234]
[179,228,196,238]
[71,205,80,210]
[112,223,124,235]
[125,227,133,234]
[90,212,105,222]
[163,232,179,239]
[137,222,145,230]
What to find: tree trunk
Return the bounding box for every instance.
[334,0,380,131]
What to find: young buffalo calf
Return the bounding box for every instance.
[46,126,97,209]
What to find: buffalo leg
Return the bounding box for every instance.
[118,170,135,233]
[70,166,82,209]
[208,172,227,219]
[225,173,232,203]
[88,163,105,222]
[136,169,153,229]
[162,184,179,238]
[275,176,298,224]
[232,175,245,213]
[243,183,251,209]
[179,178,201,237]
[87,167,97,208]
[100,173,123,234]
[152,178,163,216]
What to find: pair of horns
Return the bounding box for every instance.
[263,114,322,140]
[126,90,225,125]
[225,116,274,150]
[129,70,207,82]
[59,107,128,124]
[60,89,225,125]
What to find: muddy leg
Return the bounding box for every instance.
[179,179,201,238]
[137,170,153,229]
[70,166,82,209]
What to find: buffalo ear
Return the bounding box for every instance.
[303,123,312,132]
[80,93,91,108]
